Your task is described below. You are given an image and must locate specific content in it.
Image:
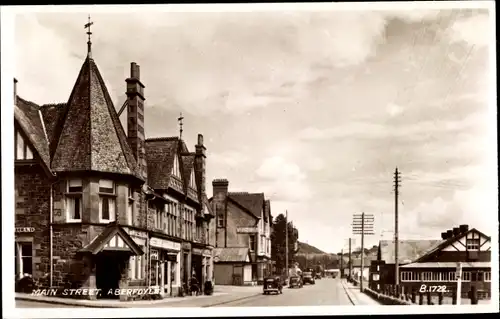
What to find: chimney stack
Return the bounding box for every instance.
[212,179,229,200]
[441,232,448,240]
[452,227,460,237]
[459,224,469,233]
[14,78,18,104]
[194,134,207,201]
[126,62,147,180]
[446,230,453,238]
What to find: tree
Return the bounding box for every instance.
[271,213,299,274]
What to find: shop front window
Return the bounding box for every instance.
[15,242,33,279]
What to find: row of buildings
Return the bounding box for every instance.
[347,225,492,299]
[13,34,274,300]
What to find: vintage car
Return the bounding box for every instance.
[263,276,283,295]
[288,275,303,288]
[302,271,316,285]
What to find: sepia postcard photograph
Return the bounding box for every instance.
[1,2,498,318]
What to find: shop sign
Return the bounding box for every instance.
[150,237,181,251]
[151,249,159,260]
[15,227,35,233]
[166,253,177,262]
[236,227,258,234]
[193,248,203,255]
[126,229,148,239]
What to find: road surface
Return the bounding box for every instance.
[211,277,352,307]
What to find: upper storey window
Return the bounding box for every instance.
[66,179,82,222]
[15,130,34,160]
[99,179,116,223]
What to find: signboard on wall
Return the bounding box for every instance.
[151,249,159,260]
[15,227,35,233]
[150,237,181,251]
[236,227,258,234]
[166,253,177,262]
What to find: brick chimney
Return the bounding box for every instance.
[459,224,469,233]
[452,227,460,237]
[446,230,453,238]
[212,179,229,201]
[194,134,206,201]
[126,62,147,180]
[14,78,18,104]
[441,232,448,240]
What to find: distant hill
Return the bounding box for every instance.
[297,241,325,254]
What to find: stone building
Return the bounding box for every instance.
[210,179,273,285]
[13,25,214,300]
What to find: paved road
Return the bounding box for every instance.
[16,300,82,308]
[211,277,352,307]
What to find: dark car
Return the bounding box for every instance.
[288,275,303,288]
[263,276,283,295]
[302,271,316,285]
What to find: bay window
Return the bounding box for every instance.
[66,179,82,222]
[128,187,134,226]
[99,179,116,223]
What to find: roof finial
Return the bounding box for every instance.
[84,14,94,58]
[178,112,184,140]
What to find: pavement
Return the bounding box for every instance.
[340,279,382,306]
[15,285,262,308]
[16,279,377,308]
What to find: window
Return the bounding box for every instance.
[15,130,34,160]
[484,271,491,282]
[443,271,456,281]
[462,271,471,281]
[99,179,115,222]
[431,272,440,281]
[217,213,224,228]
[128,187,134,226]
[422,272,432,281]
[66,179,82,222]
[401,271,417,281]
[466,238,480,251]
[15,242,33,279]
[249,235,256,251]
[129,246,144,280]
[171,260,177,285]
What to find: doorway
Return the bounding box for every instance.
[95,253,121,299]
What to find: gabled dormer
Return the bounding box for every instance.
[14,127,35,161]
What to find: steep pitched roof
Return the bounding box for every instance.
[378,239,442,264]
[182,154,195,190]
[39,103,67,149]
[145,137,179,189]
[228,192,265,219]
[14,97,51,171]
[51,57,141,180]
[414,228,490,263]
[203,194,215,217]
[213,247,251,263]
[79,223,144,255]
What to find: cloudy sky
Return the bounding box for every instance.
[11,3,496,253]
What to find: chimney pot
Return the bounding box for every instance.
[131,62,140,80]
[197,134,204,146]
[452,227,460,237]
[441,232,448,240]
[446,230,453,238]
[459,224,469,233]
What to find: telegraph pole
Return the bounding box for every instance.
[348,238,352,280]
[340,248,344,278]
[285,210,289,280]
[353,213,375,291]
[394,167,402,286]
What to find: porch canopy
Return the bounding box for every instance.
[213,247,252,263]
[79,223,144,256]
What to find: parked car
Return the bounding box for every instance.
[263,276,283,295]
[288,275,303,288]
[302,271,316,285]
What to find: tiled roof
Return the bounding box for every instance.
[378,239,442,264]
[51,57,141,179]
[181,154,195,189]
[213,247,251,263]
[414,228,490,263]
[203,194,214,216]
[228,192,264,219]
[39,102,67,149]
[14,97,51,171]
[145,137,179,189]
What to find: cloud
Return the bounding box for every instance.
[208,150,249,168]
[386,103,403,117]
[445,13,491,48]
[255,156,311,202]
